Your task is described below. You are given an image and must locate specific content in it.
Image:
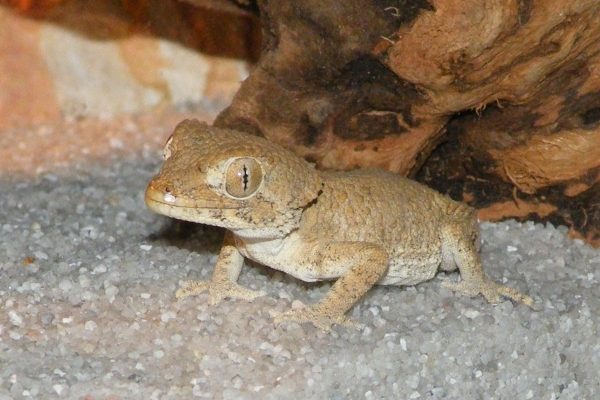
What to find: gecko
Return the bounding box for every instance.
[145,119,534,330]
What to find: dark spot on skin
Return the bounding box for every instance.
[209,209,224,219]
[303,187,323,210]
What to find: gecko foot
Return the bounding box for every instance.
[175,280,265,305]
[442,279,535,308]
[274,305,360,331]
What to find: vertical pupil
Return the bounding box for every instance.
[242,164,249,191]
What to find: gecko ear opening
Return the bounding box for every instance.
[162,134,174,160]
[224,157,263,199]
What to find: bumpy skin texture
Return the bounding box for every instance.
[146,119,534,330]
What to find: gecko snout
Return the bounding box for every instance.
[145,177,176,204]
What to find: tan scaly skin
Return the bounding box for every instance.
[145,119,535,331]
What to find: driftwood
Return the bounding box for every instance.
[213,0,600,246]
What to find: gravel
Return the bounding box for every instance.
[1,154,598,399]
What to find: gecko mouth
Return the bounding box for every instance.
[145,188,224,226]
[144,184,246,226]
[145,184,264,230]
[145,185,242,209]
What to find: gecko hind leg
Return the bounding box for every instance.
[441,222,534,308]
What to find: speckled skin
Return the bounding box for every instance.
[146,119,533,330]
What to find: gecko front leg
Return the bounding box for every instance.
[275,242,389,331]
[176,231,266,305]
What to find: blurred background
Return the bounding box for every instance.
[0,0,260,175]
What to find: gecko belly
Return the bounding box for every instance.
[378,256,441,286]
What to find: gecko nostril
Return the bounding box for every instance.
[165,186,172,193]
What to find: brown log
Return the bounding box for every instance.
[214,0,600,246]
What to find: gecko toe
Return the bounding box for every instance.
[175,280,210,299]
[176,280,265,305]
[443,279,535,308]
[491,284,535,308]
[274,306,358,331]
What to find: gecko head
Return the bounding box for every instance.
[145,119,323,238]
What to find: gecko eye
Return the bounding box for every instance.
[163,135,174,160]
[225,158,263,199]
